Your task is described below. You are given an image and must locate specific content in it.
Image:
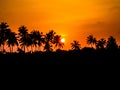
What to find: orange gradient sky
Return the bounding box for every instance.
[0,0,120,49]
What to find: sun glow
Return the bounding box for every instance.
[61,38,65,43]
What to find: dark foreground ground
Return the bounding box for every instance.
[0,48,120,65]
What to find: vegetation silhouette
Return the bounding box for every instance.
[7,30,18,53]
[96,38,106,49]
[71,40,81,50]
[87,35,96,48]
[54,35,64,49]
[30,30,43,52]
[0,22,120,64]
[18,26,29,53]
[0,22,10,53]
[106,36,118,50]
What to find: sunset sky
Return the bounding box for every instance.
[0,0,120,49]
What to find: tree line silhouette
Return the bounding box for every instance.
[0,22,120,64]
[0,22,64,53]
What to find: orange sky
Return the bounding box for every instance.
[0,0,120,50]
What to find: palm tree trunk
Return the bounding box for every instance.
[0,45,1,52]
[38,45,41,51]
[31,45,33,53]
[12,46,13,53]
[17,45,19,52]
[26,47,29,53]
[91,44,93,48]
[3,44,4,53]
[10,45,11,53]
[35,46,36,52]
[36,45,38,52]
[24,46,25,53]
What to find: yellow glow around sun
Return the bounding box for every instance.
[61,38,65,43]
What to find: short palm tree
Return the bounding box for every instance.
[71,40,81,50]
[87,35,96,48]
[106,36,118,50]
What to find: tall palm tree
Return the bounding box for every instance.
[37,31,44,51]
[44,30,56,52]
[18,25,29,52]
[106,36,118,50]
[30,30,43,52]
[54,35,64,50]
[71,40,81,50]
[96,38,106,49]
[0,22,9,52]
[7,31,18,53]
[87,35,96,48]
[30,30,38,52]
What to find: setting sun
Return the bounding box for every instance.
[61,38,65,43]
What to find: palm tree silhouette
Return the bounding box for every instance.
[30,30,43,52]
[37,31,44,51]
[87,35,96,48]
[71,40,81,50]
[30,30,38,52]
[54,35,64,50]
[7,31,18,53]
[106,36,118,50]
[26,34,32,52]
[96,38,106,49]
[44,30,56,52]
[18,25,29,52]
[44,42,53,52]
[0,22,9,52]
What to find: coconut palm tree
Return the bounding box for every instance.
[96,38,106,49]
[30,30,38,52]
[45,30,56,42]
[18,25,29,52]
[106,36,118,50]
[7,31,18,53]
[44,42,53,52]
[71,40,81,50]
[54,35,64,50]
[37,31,44,51]
[0,22,9,52]
[44,30,56,52]
[30,30,43,52]
[0,37,2,52]
[87,35,96,48]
